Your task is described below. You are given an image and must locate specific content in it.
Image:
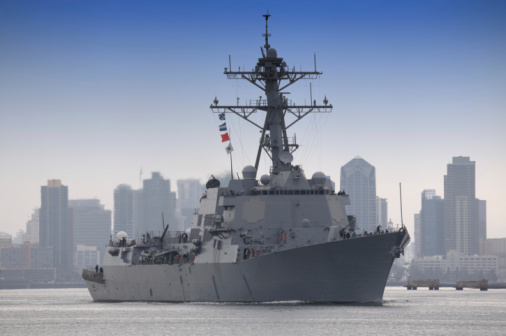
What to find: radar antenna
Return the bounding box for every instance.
[210,14,333,173]
[262,12,271,51]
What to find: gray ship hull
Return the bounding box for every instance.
[84,231,407,303]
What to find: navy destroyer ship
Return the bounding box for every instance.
[83,14,410,303]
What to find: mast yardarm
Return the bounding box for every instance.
[211,14,333,174]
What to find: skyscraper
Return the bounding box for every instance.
[114,184,134,238]
[376,197,388,228]
[39,179,73,280]
[478,199,487,242]
[444,156,479,255]
[340,156,377,233]
[420,189,444,257]
[12,229,26,245]
[177,179,204,229]
[25,209,39,244]
[132,189,144,238]
[142,172,176,234]
[69,199,111,264]
[414,213,421,257]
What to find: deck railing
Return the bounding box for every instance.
[81,269,105,284]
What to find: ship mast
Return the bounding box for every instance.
[211,14,332,174]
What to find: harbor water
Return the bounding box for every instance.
[1,287,505,335]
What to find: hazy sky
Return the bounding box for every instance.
[1,0,505,239]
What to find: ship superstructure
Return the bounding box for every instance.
[83,14,410,303]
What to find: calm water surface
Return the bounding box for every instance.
[1,287,505,335]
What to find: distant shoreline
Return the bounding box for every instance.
[0,282,86,290]
[388,281,506,289]
[2,281,504,290]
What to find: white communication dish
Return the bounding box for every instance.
[279,151,293,164]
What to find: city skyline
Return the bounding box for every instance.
[1,1,505,238]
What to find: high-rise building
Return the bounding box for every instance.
[0,242,52,270]
[340,156,377,233]
[177,179,204,229]
[0,246,24,269]
[69,199,111,264]
[478,199,487,242]
[480,238,506,280]
[12,229,26,245]
[39,179,73,280]
[444,157,479,255]
[25,209,40,244]
[420,189,444,257]
[114,185,134,238]
[177,179,203,210]
[113,184,144,239]
[414,213,421,258]
[142,172,176,234]
[376,197,388,229]
[75,244,100,269]
[115,173,181,238]
[0,232,12,248]
[132,189,144,238]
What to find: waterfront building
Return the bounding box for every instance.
[412,251,498,275]
[0,232,12,248]
[0,233,12,264]
[420,189,444,257]
[481,238,506,280]
[0,245,24,269]
[445,250,498,273]
[39,179,73,280]
[0,268,55,283]
[444,157,479,255]
[0,242,55,283]
[0,243,53,270]
[411,255,446,275]
[340,156,377,233]
[69,199,111,264]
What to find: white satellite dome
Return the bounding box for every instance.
[242,165,257,180]
[116,231,128,242]
[312,171,326,187]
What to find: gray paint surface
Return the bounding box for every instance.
[83,14,410,303]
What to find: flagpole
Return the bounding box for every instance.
[229,128,233,180]
[229,145,234,180]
